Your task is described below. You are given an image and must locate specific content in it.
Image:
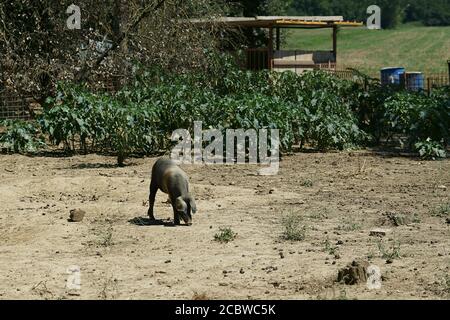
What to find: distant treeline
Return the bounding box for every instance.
[226,0,450,28]
[288,0,450,27]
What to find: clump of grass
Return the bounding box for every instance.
[214,227,237,243]
[377,240,401,260]
[99,223,113,247]
[336,218,362,232]
[385,212,410,226]
[430,203,450,217]
[281,212,306,241]
[309,209,328,220]
[412,213,421,223]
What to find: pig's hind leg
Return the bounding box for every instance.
[148,179,158,220]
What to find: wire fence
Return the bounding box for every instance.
[327,69,449,94]
[0,75,123,121]
[0,92,35,120]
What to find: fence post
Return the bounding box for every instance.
[447,60,450,85]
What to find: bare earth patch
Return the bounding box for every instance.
[0,152,449,300]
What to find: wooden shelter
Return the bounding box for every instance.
[191,16,363,74]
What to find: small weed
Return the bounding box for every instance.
[301,179,313,188]
[99,276,118,300]
[443,275,450,297]
[214,227,237,243]
[281,212,306,241]
[430,203,450,217]
[367,249,375,261]
[377,240,401,260]
[31,280,54,299]
[309,209,328,220]
[412,213,421,223]
[385,212,410,226]
[336,219,362,232]
[323,238,338,255]
[99,223,113,247]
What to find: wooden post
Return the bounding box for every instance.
[448,60,450,81]
[332,25,338,63]
[268,26,274,70]
[276,27,281,51]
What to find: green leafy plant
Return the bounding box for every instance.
[0,120,46,153]
[323,237,338,255]
[31,60,449,165]
[415,138,447,160]
[214,227,237,243]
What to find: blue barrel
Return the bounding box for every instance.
[405,72,424,92]
[381,67,405,86]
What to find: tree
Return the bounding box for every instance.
[0,0,227,101]
[405,0,450,26]
[288,0,405,29]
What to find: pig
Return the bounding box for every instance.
[148,158,197,225]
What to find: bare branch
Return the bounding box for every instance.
[77,0,166,82]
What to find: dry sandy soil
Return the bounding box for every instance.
[0,152,449,300]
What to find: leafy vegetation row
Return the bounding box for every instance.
[1,58,449,165]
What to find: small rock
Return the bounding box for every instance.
[279,252,285,259]
[271,282,280,288]
[370,228,390,237]
[386,259,394,264]
[69,209,86,222]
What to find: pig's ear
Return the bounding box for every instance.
[188,196,197,214]
[175,197,187,213]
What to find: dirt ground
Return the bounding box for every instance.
[0,151,449,300]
